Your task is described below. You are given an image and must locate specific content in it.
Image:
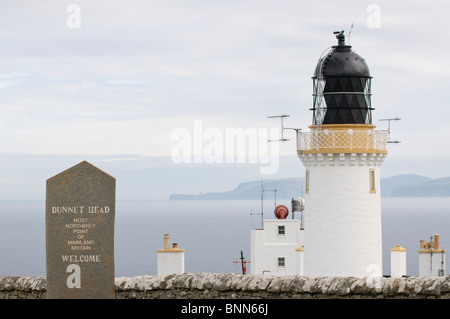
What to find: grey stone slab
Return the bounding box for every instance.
[46,161,115,299]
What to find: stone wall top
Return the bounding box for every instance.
[115,273,450,297]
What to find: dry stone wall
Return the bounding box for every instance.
[1,273,450,299]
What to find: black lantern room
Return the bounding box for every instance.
[311,31,373,125]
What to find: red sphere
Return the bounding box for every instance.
[274,205,289,219]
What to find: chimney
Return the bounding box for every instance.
[435,234,440,251]
[164,233,170,249]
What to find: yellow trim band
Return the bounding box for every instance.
[309,124,376,131]
[156,248,185,253]
[299,149,388,155]
[418,250,446,254]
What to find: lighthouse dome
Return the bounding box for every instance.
[312,31,373,125]
[313,40,370,78]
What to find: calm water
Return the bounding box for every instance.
[0,198,449,277]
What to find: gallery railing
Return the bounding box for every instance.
[297,129,388,152]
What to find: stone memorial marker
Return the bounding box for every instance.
[46,161,116,299]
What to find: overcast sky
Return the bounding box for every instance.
[1,0,450,199]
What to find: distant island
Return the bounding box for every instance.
[169,174,450,200]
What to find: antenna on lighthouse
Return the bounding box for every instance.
[267,114,301,142]
[379,117,401,143]
[347,23,354,43]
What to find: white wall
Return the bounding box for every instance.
[419,252,446,277]
[301,152,385,278]
[157,252,185,275]
[390,249,407,278]
[250,219,303,276]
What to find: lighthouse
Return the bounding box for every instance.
[297,31,388,277]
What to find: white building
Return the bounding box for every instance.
[296,31,388,277]
[418,235,446,277]
[250,205,304,276]
[156,233,185,275]
[390,244,407,278]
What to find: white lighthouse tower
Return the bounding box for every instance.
[297,31,388,277]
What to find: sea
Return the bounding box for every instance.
[0,197,449,278]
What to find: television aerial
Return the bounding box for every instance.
[267,114,301,142]
[379,117,401,144]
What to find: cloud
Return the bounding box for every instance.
[0,0,449,164]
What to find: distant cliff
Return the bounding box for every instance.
[390,177,450,197]
[170,178,304,200]
[170,174,450,200]
[380,174,432,197]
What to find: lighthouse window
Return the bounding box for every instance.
[369,169,376,193]
[278,225,285,235]
[305,169,310,194]
[277,257,285,268]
